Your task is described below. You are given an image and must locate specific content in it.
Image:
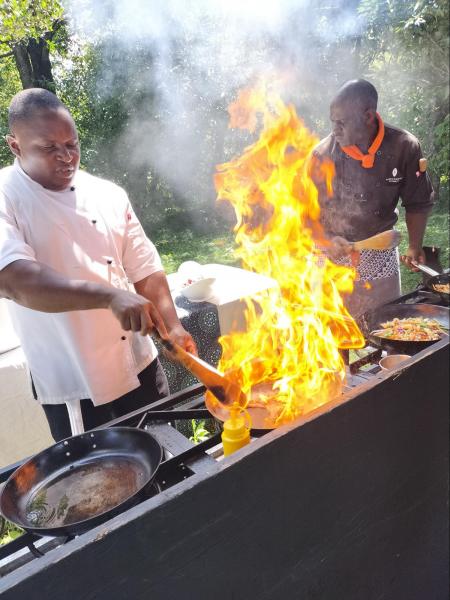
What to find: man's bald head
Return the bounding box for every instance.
[329,79,379,147]
[8,88,69,133]
[6,88,80,191]
[331,79,378,112]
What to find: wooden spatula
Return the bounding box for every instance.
[157,335,247,407]
[352,230,401,251]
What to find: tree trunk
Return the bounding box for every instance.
[12,38,55,91]
[12,43,34,89]
[28,38,55,90]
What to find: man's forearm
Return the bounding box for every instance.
[405,211,431,251]
[134,271,181,332]
[0,259,113,312]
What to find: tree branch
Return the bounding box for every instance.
[425,31,448,63]
[0,49,14,59]
[44,18,67,42]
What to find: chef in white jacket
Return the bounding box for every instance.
[0,88,195,441]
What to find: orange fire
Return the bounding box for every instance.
[214,85,365,425]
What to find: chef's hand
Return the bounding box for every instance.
[108,289,168,337]
[400,247,426,272]
[328,236,353,260]
[168,324,198,356]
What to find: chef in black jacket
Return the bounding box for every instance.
[310,79,434,316]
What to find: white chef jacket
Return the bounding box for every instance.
[0,160,163,405]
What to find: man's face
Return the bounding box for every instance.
[329,100,368,147]
[7,107,80,191]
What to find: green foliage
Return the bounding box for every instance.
[1,1,68,92]
[54,40,130,175]
[188,419,211,444]
[50,35,225,231]
[432,114,449,185]
[0,57,21,161]
[358,0,449,192]
[0,0,447,263]
[0,516,23,546]
[0,0,64,44]
[397,208,449,293]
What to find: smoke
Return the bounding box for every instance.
[63,0,365,210]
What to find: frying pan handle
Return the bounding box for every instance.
[411,261,440,277]
[66,399,85,435]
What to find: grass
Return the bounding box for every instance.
[154,208,448,296]
[154,228,238,274]
[397,208,449,293]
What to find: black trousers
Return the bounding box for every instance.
[39,359,169,442]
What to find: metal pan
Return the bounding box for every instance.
[359,303,449,354]
[411,262,449,305]
[205,382,279,430]
[424,273,450,305]
[0,427,162,538]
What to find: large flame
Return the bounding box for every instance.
[214,85,365,424]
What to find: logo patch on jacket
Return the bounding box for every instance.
[385,167,403,183]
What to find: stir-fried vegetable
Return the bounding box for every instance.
[433,283,450,294]
[372,317,445,341]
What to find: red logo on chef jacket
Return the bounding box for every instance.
[127,212,132,221]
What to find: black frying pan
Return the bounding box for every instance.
[359,303,449,354]
[0,427,162,537]
[424,273,450,305]
[411,262,450,305]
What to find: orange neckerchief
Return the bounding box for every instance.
[340,112,384,168]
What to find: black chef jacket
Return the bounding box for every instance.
[310,123,434,242]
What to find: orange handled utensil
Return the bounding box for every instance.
[157,334,247,407]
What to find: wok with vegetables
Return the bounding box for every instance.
[372,317,445,342]
[359,303,449,354]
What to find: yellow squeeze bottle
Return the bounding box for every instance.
[221,404,250,456]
